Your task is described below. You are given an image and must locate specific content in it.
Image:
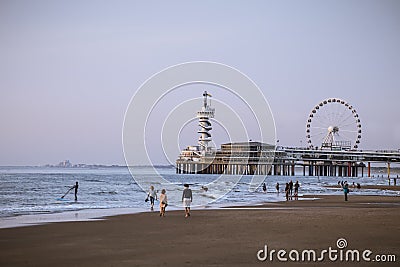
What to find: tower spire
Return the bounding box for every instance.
[197,91,215,152]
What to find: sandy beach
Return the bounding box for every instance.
[0,195,399,267]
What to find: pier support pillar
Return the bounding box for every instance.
[368,162,371,177]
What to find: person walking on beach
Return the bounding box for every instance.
[61,181,79,201]
[182,184,193,218]
[276,182,279,194]
[147,186,157,211]
[285,183,290,201]
[262,183,267,193]
[343,181,349,201]
[294,181,300,200]
[159,189,167,217]
[289,180,293,196]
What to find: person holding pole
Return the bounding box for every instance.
[61,181,79,201]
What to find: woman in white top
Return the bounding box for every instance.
[147,185,157,211]
[159,189,167,217]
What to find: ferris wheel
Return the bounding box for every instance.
[306,98,361,150]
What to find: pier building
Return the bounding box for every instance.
[176,93,400,177]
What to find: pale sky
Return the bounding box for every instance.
[1,0,399,165]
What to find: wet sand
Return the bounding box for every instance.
[0,195,399,266]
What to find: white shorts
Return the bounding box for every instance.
[183,198,191,208]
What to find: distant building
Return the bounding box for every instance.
[57,160,72,168]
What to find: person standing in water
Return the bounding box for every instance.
[275,182,280,194]
[262,183,267,193]
[62,181,79,201]
[73,181,79,201]
[182,184,193,218]
[147,185,157,211]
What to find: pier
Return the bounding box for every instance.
[271,147,399,177]
[176,92,400,178]
[176,144,400,177]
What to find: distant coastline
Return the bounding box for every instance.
[41,161,175,169]
[0,159,398,175]
[36,160,173,169]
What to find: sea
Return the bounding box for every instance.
[0,166,398,228]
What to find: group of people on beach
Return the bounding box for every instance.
[338,180,364,201]
[262,180,300,201]
[284,180,300,201]
[145,184,193,217]
[339,180,361,201]
[338,180,361,190]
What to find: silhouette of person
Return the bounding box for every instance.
[343,181,349,201]
[294,181,300,200]
[61,181,78,201]
[289,180,293,196]
[71,181,79,201]
[285,183,290,201]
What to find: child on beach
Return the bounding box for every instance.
[159,189,167,217]
[147,186,157,211]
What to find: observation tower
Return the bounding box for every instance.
[197,91,215,152]
[176,91,273,175]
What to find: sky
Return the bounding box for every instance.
[0,0,399,166]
